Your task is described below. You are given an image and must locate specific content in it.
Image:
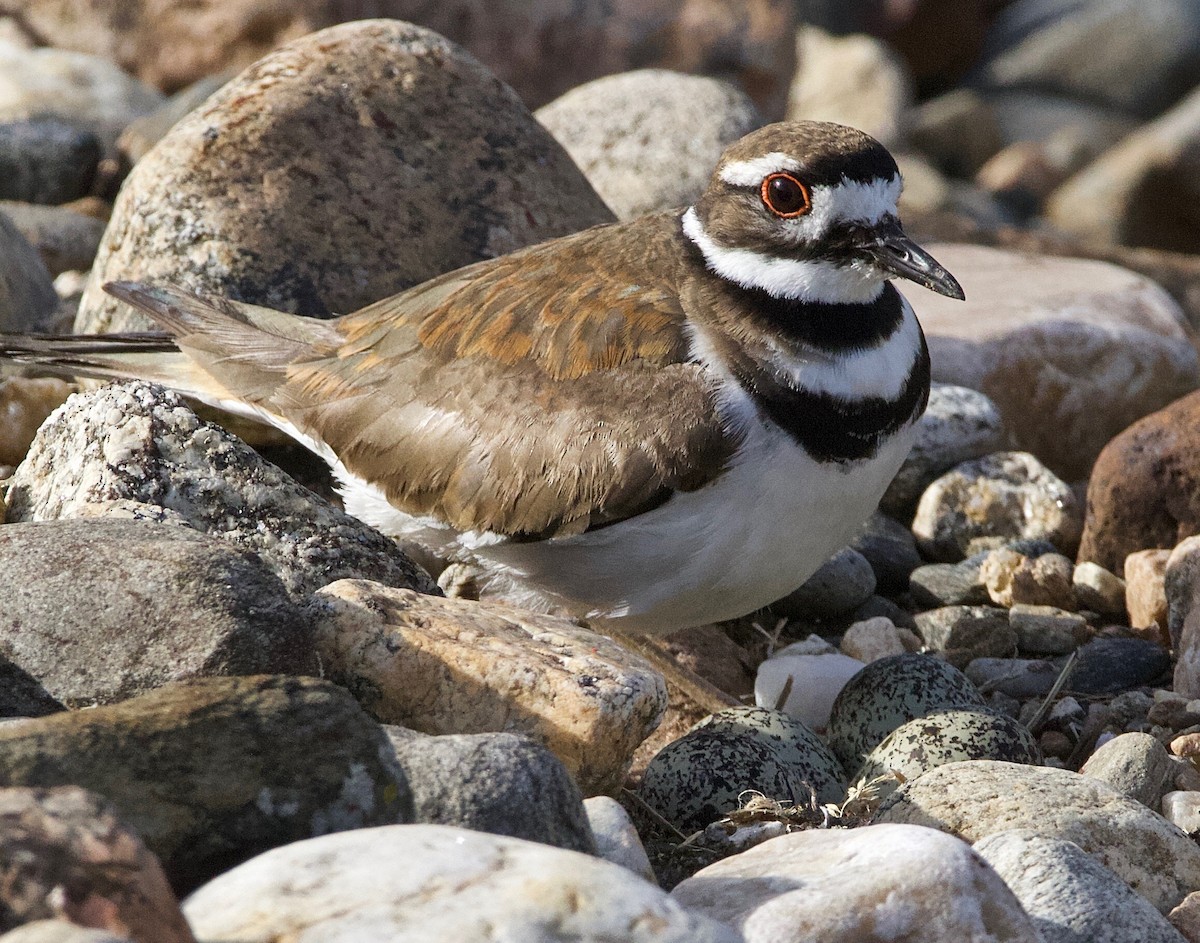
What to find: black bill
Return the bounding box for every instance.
[865,220,965,300]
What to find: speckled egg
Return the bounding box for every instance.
[826,653,986,773]
[852,708,1042,801]
[639,706,846,833]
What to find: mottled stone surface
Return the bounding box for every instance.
[311,580,666,795]
[4,382,436,600]
[77,20,614,334]
[672,824,1039,942]
[182,824,740,943]
[881,383,1008,519]
[877,760,1200,913]
[976,831,1188,943]
[0,787,193,941]
[0,676,411,894]
[537,69,760,221]
[1081,732,1176,810]
[1167,538,1200,698]
[384,728,594,853]
[911,243,1199,480]
[0,520,315,707]
[1080,391,1200,574]
[913,452,1083,562]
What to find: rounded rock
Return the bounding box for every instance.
[536,69,760,221]
[913,451,1083,562]
[77,20,613,334]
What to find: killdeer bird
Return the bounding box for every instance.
[3,121,962,635]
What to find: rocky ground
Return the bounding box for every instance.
[2,1,1200,941]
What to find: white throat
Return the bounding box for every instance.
[681,207,886,305]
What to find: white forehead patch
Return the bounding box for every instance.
[718,153,803,187]
[820,176,903,225]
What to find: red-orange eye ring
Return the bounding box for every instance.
[761,173,811,218]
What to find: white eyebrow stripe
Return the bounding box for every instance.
[719,153,803,187]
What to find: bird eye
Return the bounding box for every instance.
[761,173,811,218]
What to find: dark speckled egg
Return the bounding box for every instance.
[852,708,1042,801]
[826,653,986,773]
[639,706,846,833]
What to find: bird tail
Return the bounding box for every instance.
[0,282,342,423]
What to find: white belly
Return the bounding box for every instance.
[457,420,915,634]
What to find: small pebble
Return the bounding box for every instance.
[839,617,907,663]
[1162,791,1200,833]
[1074,561,1127,616]
[1009,603,1090,655]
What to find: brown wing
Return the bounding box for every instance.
[277,213,737,538]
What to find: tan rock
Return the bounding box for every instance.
[311,581,667,794]
[786,26,912,147]
[1046,85,1200,253]
[0,377,75,468]
[1169,891,1200,943]
[911,243,1199,481]
[1074,561,1128,616]
[840,616,907,663]
[1126,549,1172,648]
[981,549,1077,609]
[77,20,614,334]
[0,787,193,942]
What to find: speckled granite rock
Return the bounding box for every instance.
[0,786,193,941]
[1167,538,1200,698]
[672,824,1040,943]
[182,823,739,942]
[77,20,613,334]
[0,676,411,895]
[536,69,760,221]
[913,451,1084,562]
[911,244,1199,480]
[311,580,666,795]
[1080,732,1175,810]
[3,382,437,601]
[877,760,1200,913]
[0,520,315,707]
[881,383,1008,519]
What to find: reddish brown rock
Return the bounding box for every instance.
[1079,391,1200,574]
[18,0,796,118]
[0,786,193,941]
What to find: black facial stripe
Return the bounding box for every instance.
[799,150,899,187]
[734,334,931,464]
[727,279,906,354]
